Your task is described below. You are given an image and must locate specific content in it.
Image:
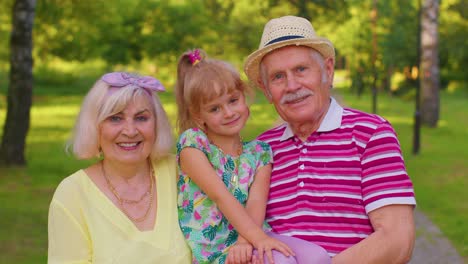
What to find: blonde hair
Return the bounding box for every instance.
[175,49,251,134]
[68,78,173,161]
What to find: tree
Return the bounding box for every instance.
[438,0,467,93]
[0,0,36,166]
[420,0,440,127]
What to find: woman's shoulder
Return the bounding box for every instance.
[51,169,88,203]
[153,155,176,175]
[54,169,87,190]
[153,154,176,166]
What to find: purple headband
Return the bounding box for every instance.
[188,49,202,65]
[101,72,165,94]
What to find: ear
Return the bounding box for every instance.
[325,57,335,84]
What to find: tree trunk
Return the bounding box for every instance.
[420,0,440,127]
[0,0,36,166]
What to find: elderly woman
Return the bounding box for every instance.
[48,72,191,263]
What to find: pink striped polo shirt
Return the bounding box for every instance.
[257,98,416,256]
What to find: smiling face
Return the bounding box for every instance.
[259,45,334,129]
[99,95,156,166]
[196,89,249,140]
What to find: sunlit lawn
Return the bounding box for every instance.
[0,79,467,263]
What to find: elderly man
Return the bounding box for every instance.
[244,16,416,263]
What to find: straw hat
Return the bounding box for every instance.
[244,15,335,85]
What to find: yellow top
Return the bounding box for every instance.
[48,157,191,264]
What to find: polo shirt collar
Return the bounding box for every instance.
[280,97,343,141]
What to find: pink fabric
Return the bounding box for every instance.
[253,232,331,264]
[257,102,416,256]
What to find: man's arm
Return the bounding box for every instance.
[332,204,415,264]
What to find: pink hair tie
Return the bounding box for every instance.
[101,72,165,94]
[188,49,202,66]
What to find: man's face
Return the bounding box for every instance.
[259,45,334,127]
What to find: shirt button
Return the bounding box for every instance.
[302,149,307,154]
[299,181,304,187]
[299,164,305,170]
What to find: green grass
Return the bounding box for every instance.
[0,79,467,263]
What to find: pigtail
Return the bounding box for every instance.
[175,49,206,134]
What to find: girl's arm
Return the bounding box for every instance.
[235,164,271,243]
[244,164,271,227]
[227,165,272,264]
[180,148,293,263]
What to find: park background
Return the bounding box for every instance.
[0,0,467,263]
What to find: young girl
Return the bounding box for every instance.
[175,49,331,264]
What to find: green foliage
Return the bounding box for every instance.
[35,0,107,61]
[142,1,211,59]
[0,0,14,63]
[379,0,418,70]
[1,0,467,94]
[439,0,468,90]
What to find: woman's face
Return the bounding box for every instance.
[99,96,156,166]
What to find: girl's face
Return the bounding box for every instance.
[99,96,156,166]
[196,89,249,138]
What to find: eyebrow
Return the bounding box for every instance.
[116,109,150,116]
[135,109,150,115]
[203,103,219,110]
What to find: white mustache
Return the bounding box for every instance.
[280,89,314,104]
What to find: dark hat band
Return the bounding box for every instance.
[265,35,305,46]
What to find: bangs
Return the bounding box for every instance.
[97,87,151,122]
[186,61,242,111]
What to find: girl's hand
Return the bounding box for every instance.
[226,239,254,264]
[253,234,295,264]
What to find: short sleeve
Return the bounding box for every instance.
[176,128,211,159]
[254,140,273,169]
[361,121,416,213]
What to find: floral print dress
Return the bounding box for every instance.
[176,128,272,264]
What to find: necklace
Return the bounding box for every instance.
[209,137,243,185]
[101,162,154,222]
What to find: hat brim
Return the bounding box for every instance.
[244,38,335,87]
